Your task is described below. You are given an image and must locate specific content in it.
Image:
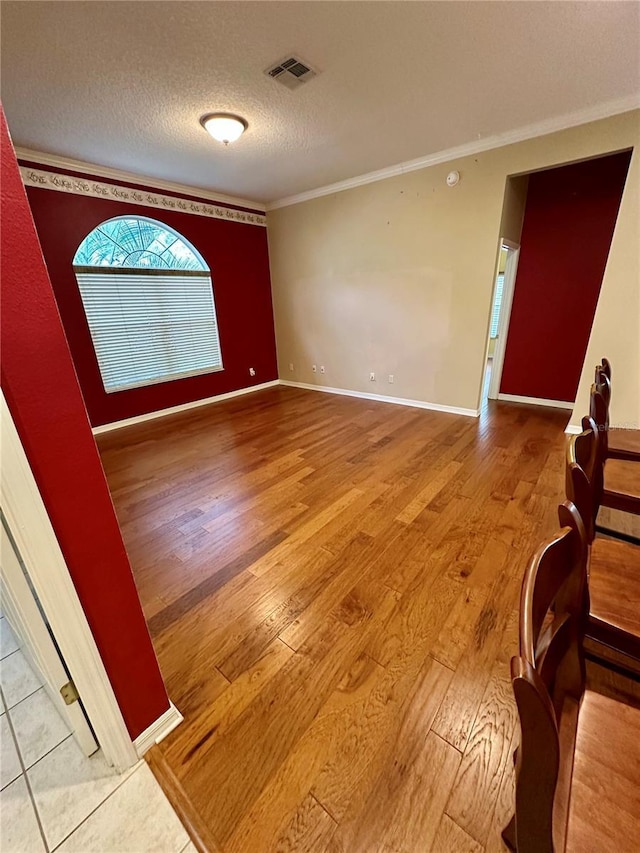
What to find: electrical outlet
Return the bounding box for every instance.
[369,372,376,381]
[289,362,294,371]
[388,374,394,384]
[312,364,317,373]
[320,366,325,374]
[249,367,256,377]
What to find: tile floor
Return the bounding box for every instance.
[1,613,195,853]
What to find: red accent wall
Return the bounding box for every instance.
[1,109,169,738]
[499,151,631,402]
[22,169,277,427]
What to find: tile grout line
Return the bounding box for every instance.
[4,682,46,714]
[2,688,51,852]
[19,731,74,774]
[48,761,146,852]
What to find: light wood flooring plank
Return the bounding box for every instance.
[97,387,574,852]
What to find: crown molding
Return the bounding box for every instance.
[267,96,640,210]
[14,146,265,213]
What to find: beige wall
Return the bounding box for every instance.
[499,175,529,246]
[267,111,639,423]
[569,140,640,430]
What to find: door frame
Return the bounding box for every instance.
[1,391,138,771]
[1,522,99,756]
[487,239,520,401]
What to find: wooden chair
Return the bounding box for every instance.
[566,424,640,674]
[503,501,640,852]
[593,360,640,463]
[589,383,640,515]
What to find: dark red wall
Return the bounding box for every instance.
[23,171,277,427]
[500,151,631,402]
[1,109,169,738]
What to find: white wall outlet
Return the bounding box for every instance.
[289,362,294,371]
[369,372,376,381]
[388,374,394,383]
[320,366,325,374]
[249,367,256,377]
[312,364,317,373]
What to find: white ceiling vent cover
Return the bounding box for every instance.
[264,56,317,90]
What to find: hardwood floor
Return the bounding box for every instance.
[98,386,574,852]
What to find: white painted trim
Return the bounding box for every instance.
[92,380,280,434]
[134,702,183,757]
[267,96,640,209]
[1,527,98,756]
[565,423,583,435]
[15,146,265,213]
[280,380,479,417]
[497,393,575,410]
[0,392,138,772]
[20,167,266,227]
[488,245,520,400]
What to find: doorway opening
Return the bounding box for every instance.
[484,150,632,410]
[483,240,520,402]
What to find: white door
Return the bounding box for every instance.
[1,520,98,755]
[488,241,520,400]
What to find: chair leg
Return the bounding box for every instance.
[502,814,517,851]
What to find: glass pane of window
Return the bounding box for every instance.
[73,217,221,393]
[73,217,208,271]
[490,273,504,339]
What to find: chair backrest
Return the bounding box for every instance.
[600,357,611,382]
[565,422,602,543]
[588,380,610,459]
[511,501,589,853]
[594,366,611,410]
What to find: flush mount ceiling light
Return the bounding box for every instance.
[200,113,248,145]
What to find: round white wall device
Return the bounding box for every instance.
[446,170,460,187]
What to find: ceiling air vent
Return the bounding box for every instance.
[265,56,317,90]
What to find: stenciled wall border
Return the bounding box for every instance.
[19,166,266,227]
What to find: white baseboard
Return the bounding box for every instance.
[134,702,183,757]
[92,380,280,435]
[565,423,583,435]
[497,393,575,411]
[93,377,481,435]
[280,380,479,417]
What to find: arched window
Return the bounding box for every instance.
[73,217,222,393]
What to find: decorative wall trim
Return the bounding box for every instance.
[15,146,265,212]
[267,96,640,210]
[134,702,183,757]
[92,380,280,435]
[498,392,575,410]
[565,423,582,435]
[280,380,480,417]
[20,166,267,227]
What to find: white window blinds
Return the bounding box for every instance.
[75,268,223,393]
[489,273,505,339]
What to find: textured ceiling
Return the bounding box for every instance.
[2,1,639,204]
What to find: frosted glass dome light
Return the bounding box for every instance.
[200,113,248,145]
